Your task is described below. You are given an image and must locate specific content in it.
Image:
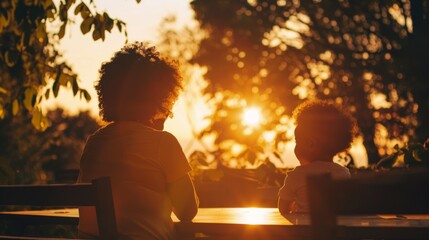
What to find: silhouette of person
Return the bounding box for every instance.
[77,42,199,239]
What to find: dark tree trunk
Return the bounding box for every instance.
[408,0,429,142]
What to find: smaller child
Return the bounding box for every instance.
[278,99,358,214]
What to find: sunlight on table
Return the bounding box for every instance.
[171,208,292,225]
[235,207,272,225]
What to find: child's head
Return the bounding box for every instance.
[95,42,182,124]
[292,99,358,164]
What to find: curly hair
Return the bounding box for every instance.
[95,42,183,122]
[292,99,358,155]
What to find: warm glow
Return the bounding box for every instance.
[231,143,245,156]
[242,107,262,127]
[235,208,271,225]
[370,93,392,109]
[388,4,413,32]
[263,131,276,142]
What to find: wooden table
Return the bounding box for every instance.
[1,208,429,239]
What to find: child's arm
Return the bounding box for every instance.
[278,170,298,215]
[167,173,199,221]
[278,198,295,215]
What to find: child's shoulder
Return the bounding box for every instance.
[292,161,349,176]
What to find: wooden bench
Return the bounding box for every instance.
[0,177,117,239]
[307,170,429,240]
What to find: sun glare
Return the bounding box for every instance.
[242,107,262,127]
[236,208,271,225]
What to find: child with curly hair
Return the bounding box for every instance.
[77,42,198,239]
[278,99,358,214]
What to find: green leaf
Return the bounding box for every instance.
[116,21,123,32]
[59,73,68,86]
[59,3,68,21]
[82,90,91,102]
[42,0,54,10]
[80,17,93,34]
[53,72,61,98]
[101,29,106,41]
[58,23,66,39]
[72,78,79,96]
[92,29,101,41]
[104,13,114,32]
[65,0,75,10]
[31,107,49,131]
[44,89,50,99]
[273,151,284,163]
[412,149,423,162]
[80,4,90,19]
[74,2,84,15]
[46,9,55,19]
[23,88,37,111]
[12,100,19,116]
[59,73,74,87]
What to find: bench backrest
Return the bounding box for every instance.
[0,177,117,239]
[307,170,429,240]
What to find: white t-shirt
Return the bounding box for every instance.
[77,121,191,240]
[278,161,350,212]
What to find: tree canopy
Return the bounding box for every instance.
[188,0,429,165]
[0,108,100,184]
[0,0,140,130]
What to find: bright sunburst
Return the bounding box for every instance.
[242,107,262,127]
[236,207,271,225]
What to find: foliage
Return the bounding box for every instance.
[376,138,429,169]
[0,0,140,130]
[188,149,285,187]
[187,0,429,165]
[254,157,286,187]
[0,108,100,184]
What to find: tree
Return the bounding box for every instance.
[403,0,429,144]
[0,108,100,184]
[189,0,428,165]
[0,0,139,130]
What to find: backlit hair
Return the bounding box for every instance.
[292,99,358,154]
[95,42,182,122]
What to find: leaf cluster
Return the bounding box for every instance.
[376,139,429,169]
[188,0,428,165]
[188,149,285,187]
[0,108,100,185]
[0,0,139,130]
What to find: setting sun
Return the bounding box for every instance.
[242,107,262,127]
